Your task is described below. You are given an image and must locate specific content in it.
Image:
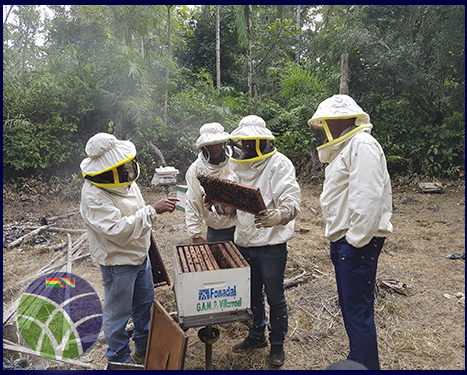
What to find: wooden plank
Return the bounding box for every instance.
[183,246,196,272]
[203,244,220,270]
[188,246,202,272]
[194,246,207,271]
[177,247,189,273]
[226,241,249,267]
[197,175,266,215]
[144,300,188,370]
[198,245,214,271]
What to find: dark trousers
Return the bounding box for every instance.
[207,226,235,243]
[236,243,288,346]
[330,236,385,371]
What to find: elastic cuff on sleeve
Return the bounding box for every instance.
[148,205,158,221]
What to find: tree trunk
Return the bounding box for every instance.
[340,53,349,95]
[247,5,253,109]
[3,5,14,26]
[164,5,173,126]
[216,5,221,95]
[295,5,301,65]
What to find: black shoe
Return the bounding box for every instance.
[232,336,268,352]
[268,344,285,366]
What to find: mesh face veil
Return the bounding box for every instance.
[84,158,140,188]
[308,94,373,151]
[230,115,276,163]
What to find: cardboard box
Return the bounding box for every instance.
[173,242,251,329]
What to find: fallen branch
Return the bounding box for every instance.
[46,210,80,222]
[301,202,319,215]
[3,339,96,369]
[5,225,50,249]
[33,242,68,252]
[284,269,312,289]
[66,233,73,274]
[48,227,87,234]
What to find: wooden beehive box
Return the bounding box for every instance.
[197,175,266,215]
[173,241,251,329]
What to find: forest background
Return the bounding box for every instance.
[3,4,465,185]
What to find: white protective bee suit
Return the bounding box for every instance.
[79,132,158,363]
[185,123,237,240]
[308,94,393,248]
[229,115,301,357]
[230,115,301,247]
[80,132,157,266]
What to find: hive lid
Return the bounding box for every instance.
[144,300,188,370]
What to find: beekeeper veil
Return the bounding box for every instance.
[80,133,140,188]
[196,122,230,163]
[229,115,276,163]
[308,94,373,151]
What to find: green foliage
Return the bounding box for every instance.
[386,156,410,176]
[2,4,464,183]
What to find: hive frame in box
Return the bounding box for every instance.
[173,241,253,330]
[197,175,266,215]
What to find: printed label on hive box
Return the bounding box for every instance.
[196,285,242,312]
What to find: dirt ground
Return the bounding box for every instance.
[2,178,465,370]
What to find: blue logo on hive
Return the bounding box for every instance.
[198,285,237,300]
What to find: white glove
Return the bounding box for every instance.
[254,209,282,228]
[203,196,235,218]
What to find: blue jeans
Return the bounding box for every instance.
[330,236,385,371]
[236,243,288,346]
[100,255,154,362]
[207,226,235,243]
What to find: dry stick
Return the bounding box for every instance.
[6,225,50,249]
[224,242,244,267]
[284,269,311,289]
[177,247,189,273]
[66,233,73,274]
[46,210,80,222]
[3,339,95,369]
[198,245,214,271]
[194,246,208,271]
[203,244,219,270]
[33,242,68,252]
[188,245,203,272]
[183,246,196,272]
[47,227,87,234]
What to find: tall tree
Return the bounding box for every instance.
[247,5,253,108]
[295,5,301,64]
[216,5,221,95]
[164,5,173,126]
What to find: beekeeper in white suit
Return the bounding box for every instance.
[228,115,301,367]
[80,133,178,364]
[308,94,393,370]
[185,122,236,244]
